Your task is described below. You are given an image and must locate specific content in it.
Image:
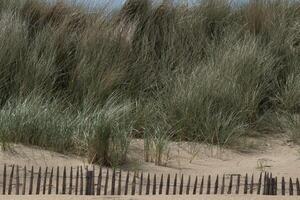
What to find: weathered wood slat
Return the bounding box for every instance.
[236,175,240,194]
[29,166,34,195]
[80,166,83,195]
[186,175,191,195]
[207,175,211,194]
[43,167,48,195]
[263,172,268,195]
[290,178,293,196]
[111,169,116,195]
[92,166,95,195]
[152,174,157,195]
[96,167,102,195]
[214,175,219,194]
[69,167,73,195]
[8,165,15,195]
[48,167,53,195]
[146,173,150,195]
[296,178,300,196]
[104,168,109,195]
[221,174,225,194]
[22,166,27,195]
[56,167,59,195]
[131,171,136,195]
[173,174,177,195]
[282,177,285,196]
[199,176,204,195]
[166,174,170,195]
[62,166,66,195]
[159,174,163,195]
[86,170,93,195]
[179,174,183,195]
[193,176,198,195]
[75,166,79,195]
[16,165,20,195]
[124,171,129,195]
[244,173,248,194]
[36,167,42,195]
[250,174,254,194]
[275,177,278,195]
[3,164,6,195]
[257,172,262,195]
[227,175,232,194]
[139,172,143,195]
[118,169,122,195]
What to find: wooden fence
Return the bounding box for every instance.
[0,164,299,196]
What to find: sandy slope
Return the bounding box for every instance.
[1,135,300,178]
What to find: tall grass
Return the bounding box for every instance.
[0,0,300,166]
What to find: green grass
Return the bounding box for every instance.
[0,0,300,166]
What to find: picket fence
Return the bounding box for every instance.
[0,164,299,196]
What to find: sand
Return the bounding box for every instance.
[0,134,299,199]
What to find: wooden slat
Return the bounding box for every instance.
[29,166,34,195]
[296,178,300,196]
[207,175,211,194]
[282,177,285,196]
[244,173,248,194]
[214,175,219,194]
[131,171,136,195]
[263,172,268,195]
[250,174,254,194]
[179,174,184,195]
[268,173,272,195]
[75,166,79,195]
[118,169,122,195]
[173,174,177,195]
[22,166,27,195]
[159,174,163,195]
[139,172,143,195]
[193,176,198,195]
[124,171,129,195]
[236,174,240,194]
[104,168,109,195]
[80,166,83,195]
[16,165,20,195]
[290,178,293,196]
[3,164,6,195]
[257,172,262,195]
[62,166,66,194]
[56,167,59,195]
[69,167,73,195]
[186,175,191,195]
[85,170,93,195]
[111,168,116,195]
[227,175,232,194]
[8,165,15,195]
[48,167,53,195]
[43,167,48,194]
[199,176,204,195]
[92,166,95,195]
[166,174,170,195]
[36,167,41,195]
[152,174,157,195]
[146,173,150,195]
[221,174,225,194]
[275,177,278,195]
[96,167,102,195]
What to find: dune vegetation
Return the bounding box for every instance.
[0,0,300,166]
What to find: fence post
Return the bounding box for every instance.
[8,165,15,195]
[173,174,177,195]
[236,174,240,194]
[207,175,211,194]
[199,176,204,195]
[16,165,20,195]
[86,170,93,195]
[43,167,48,195]
[214,175,219,194]
[257,172,262,195]
[166,174,170,195]
[221,175,225,194]
[159,174,163,195]
[22,166,27,195]
[48,167,53,195]
[289,178,293,196]
[244,173,248,194]
[227,175,232,194]
[179,174,183,195]
[250,174,254,194]
[186,175,191,195]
